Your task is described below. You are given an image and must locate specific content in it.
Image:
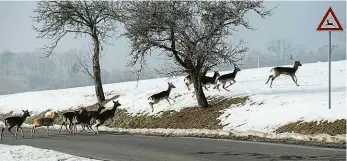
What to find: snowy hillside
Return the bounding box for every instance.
[0,60,345,132]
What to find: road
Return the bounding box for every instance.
[0,128,346,161]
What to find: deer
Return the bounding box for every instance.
[93,100,121,134]
[215,66,241,91]
[184,70,209,91]
[326,19,335,26]
[31,111,59,136]
[86,103,105,125]
[200,71,220,91]
[148,82,176,112]
[265,60,302,88]
[1,110,31,140]
[71,109,95,135]
[58,108,87,133]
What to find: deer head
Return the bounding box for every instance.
[294,61,302,66]
[22,110,31,117]
[168,82,176,89]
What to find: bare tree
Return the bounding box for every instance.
[120,1,274,108]
[32,1,121,103]
[267,39,294,65]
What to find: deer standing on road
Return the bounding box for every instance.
[148,82,176,112]
[1,110,31,140]
[59,108,86,133]
[265,60,302,88]
[94,100,121,134]
[215,66,241,91]
[31,111,59,136]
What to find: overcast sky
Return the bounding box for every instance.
[0,1,345,71]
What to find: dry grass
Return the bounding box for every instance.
[275,119,346,136]
[107,96,249,129]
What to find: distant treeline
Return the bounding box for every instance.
[0,43,345,95]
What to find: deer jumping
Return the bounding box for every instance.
[1,110,31,140]
[215,66,241,91]
[31,111,59,136]
[93,100,121,134]
[184,70,209,91]
[148,82,176,112]
[265,60,302,88]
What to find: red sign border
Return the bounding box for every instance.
[317,7,343,31]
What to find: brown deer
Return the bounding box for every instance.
[94,100,121,134]
[1,110,31,140]
[265,60,302,88]
[215,66,241,91]
[148,82,176,112]
[31,111,59,136]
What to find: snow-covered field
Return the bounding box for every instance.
[0,60,346,133]
[0,144,100,161]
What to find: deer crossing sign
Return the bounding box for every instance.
[317,7,343,31]
[316,7,343,110]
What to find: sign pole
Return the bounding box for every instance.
[328,31,331,109]
[317,7,343,110]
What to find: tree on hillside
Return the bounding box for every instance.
[32,1,121,103]
[266,39,294,65]
[120,1,274,108]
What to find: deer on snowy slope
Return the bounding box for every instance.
[1,110,31,140]
[265,59,302,88]
[215,65,241,91]
[148,82,176,112]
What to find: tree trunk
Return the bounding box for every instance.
[192,74,209,108]
[92,36,106,103]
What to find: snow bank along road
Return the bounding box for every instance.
[1,129,346,161]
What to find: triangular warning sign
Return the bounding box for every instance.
[317,7,343,31]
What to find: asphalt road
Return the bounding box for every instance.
[0,128,346,161]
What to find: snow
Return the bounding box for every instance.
[0,144,100,161]
[0,60,346,133]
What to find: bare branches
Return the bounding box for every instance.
[122,1,273,80]
[32,1,121,57]
[77,49,94,79]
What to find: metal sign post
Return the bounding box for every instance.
[316,7,343,110]
[328,31,331,109]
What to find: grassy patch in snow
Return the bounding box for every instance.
[106,96,249,129]
[275,119,346,136]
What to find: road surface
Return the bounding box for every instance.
[1,128,346,161]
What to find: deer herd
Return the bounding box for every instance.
[0,61,302,140]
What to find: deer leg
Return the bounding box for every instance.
[265,75,273,84]
[149,103,154,112]
[7,125,15,137]
[31,126,36,137]
[52,125,56,131]
[169,96,176,102]
[269,76,278,88]
[186,83,191,91]
[59,122,64,132]
[14,126,19,139]
[1,128,5,140]
[19,127,24,137]
[294,75,299,85]
[46,126,49,136]
[166,98,172,105]
[291,75,299,86]
[95,120,104,134]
